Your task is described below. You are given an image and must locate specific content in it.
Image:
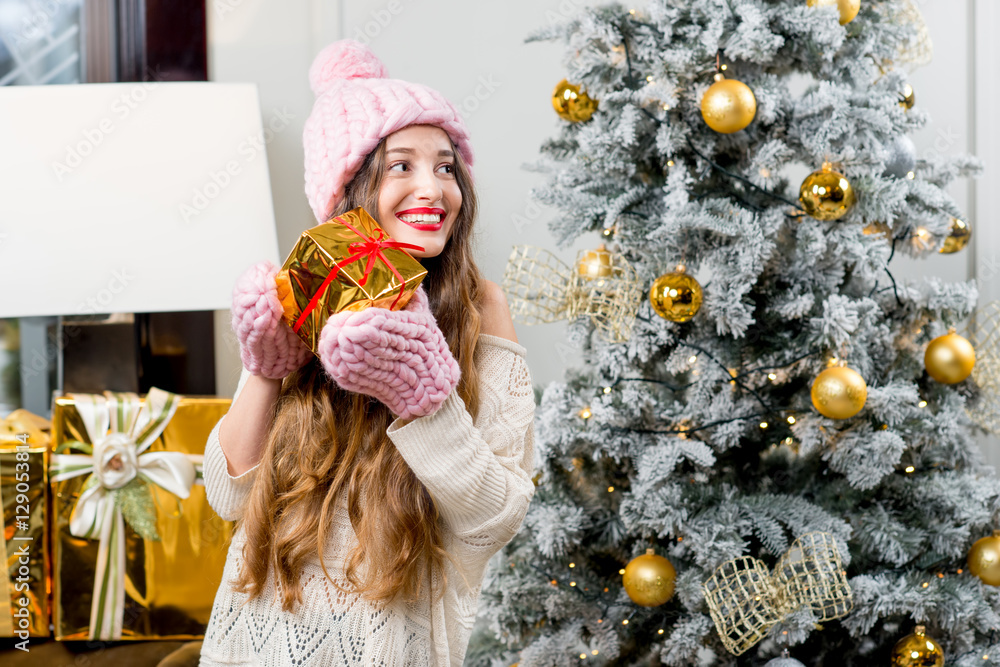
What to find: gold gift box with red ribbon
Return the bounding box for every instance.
[276,207,427,353]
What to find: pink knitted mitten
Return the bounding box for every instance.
[317,287,460,420]
[231,261,312,379]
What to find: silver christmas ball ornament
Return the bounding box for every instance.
[883,135,917,178]
[765,651,806,667]
[764,658,806,667]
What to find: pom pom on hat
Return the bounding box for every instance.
[309,40,389,95]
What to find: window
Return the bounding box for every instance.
[0,1,84,86]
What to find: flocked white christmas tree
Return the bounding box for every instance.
[466,1,1000,665]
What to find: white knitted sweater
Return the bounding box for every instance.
[199,334,535,667]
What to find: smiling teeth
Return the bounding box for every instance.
[399,213,441,223]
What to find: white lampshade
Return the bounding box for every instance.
[0,82,281,317]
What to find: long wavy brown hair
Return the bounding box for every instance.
[234,128,485,611]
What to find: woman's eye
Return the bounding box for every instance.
[438,163,455,174]
[389,162,408,172]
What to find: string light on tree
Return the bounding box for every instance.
[924,331,976,384]
[552,79,599,123]
[939,218,971,254]
[800,163,856,221]
[968,531,1000,586]
[863,221,892,238]
[806,0,861,25]
[912,225,933,250]
[811,366,868,419]
[701,73,756,134]
[649,265,703,322]
[622,549,676,607]
[890,626,944,667]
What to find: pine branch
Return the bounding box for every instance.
[685,136,805,213]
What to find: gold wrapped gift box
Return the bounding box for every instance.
[276,207,427,352]
[0,410,51,638]
[52,394,233,640]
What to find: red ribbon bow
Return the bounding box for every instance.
[293,216,424,333]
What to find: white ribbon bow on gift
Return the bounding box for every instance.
[50,388,194,641]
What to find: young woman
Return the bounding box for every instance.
[199,41,536,666]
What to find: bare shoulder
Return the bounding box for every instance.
[479,280,518,342]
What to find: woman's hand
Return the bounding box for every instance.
[317,287,460,420]
[231,261,312,379]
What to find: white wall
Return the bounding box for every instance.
[207,0,1000,459]
[208,0,342,393]
[972,0,1000,466]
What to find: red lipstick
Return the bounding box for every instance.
[395,207,445,232]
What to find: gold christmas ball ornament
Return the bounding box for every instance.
[900,83,916,110]
[799,163,856,221]
[891,626,944,667]
[623,548,676,607]
[924,332,975,384]
[939,217,971,254]
[552,79,598,123]
[700,74,757,134]
[811,366,868,419]
[969,531,1000,586]
[649,268,703,322]
[577,245,614,279]
[807,0,861,25]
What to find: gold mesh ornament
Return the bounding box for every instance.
[892,0,934,69]
[702,532,853,656]
[967,302,1000,434]
[502,245,642,343]
[872,0,933,72]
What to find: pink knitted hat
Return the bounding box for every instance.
[303,40,475,223]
